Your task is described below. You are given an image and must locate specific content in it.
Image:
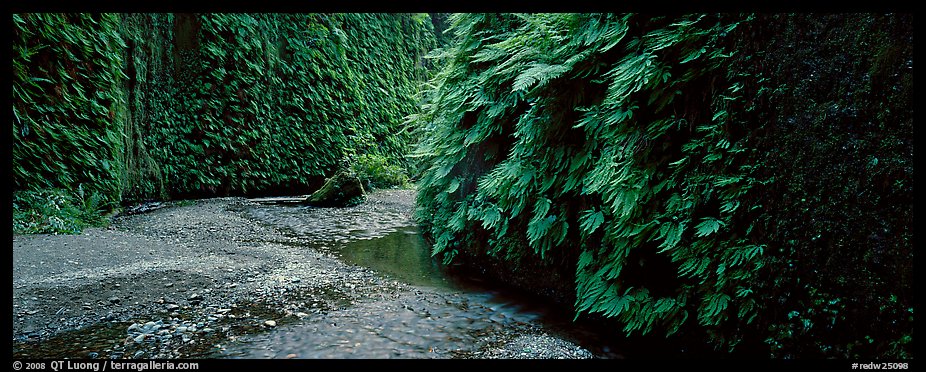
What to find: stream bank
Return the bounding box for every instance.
[13,189,594,359]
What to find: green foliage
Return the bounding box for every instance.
[414,13,913,358]
[117,13,171,203]
[732,14,914,359]
[12,13,127,210]
[428,13,454,48]
[13,188,110,235]
[413,13,763,348]
[132,13,435,197]
[13,13,436,231]
[350,153,410,190]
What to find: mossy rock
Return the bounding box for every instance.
[305,171,366,207]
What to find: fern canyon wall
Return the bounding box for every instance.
[413,14,912,358]
[12,13,911,359]
[13,13,436,210]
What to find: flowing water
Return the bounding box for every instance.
[216,198,633,358]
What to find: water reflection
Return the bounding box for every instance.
[234,201,637,358]
[335,226,452,289]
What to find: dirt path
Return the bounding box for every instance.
[12,189,594,359]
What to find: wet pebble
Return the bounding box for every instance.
[141,321,161,333]
[13,192,598,360]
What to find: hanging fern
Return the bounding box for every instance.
[12,13,127,218]
[13,12,437,229]
[413,13,766,350]
[145,13,436,197]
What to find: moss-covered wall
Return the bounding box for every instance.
[736,13,913,359]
